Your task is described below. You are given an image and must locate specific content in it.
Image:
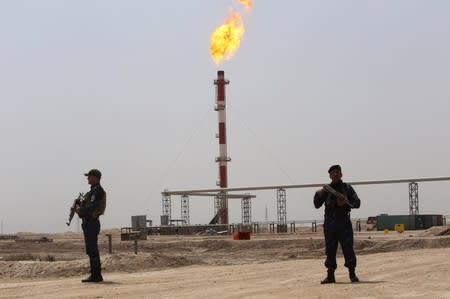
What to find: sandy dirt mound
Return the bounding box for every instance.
[1,248,450,299]
[0,252,199,279]
[417,226,450,237]
[359,237,450,254]
[2,230,450,281]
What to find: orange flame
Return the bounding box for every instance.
[238,0,253,11]
[210,1,253,64]
[210,12,245,65]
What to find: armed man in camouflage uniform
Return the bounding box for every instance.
[76,169,106,283]
[314,165,361,284]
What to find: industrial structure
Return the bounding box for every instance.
[152,71,450,235]
[162,176,450,233]
[159,70,258,230]
[213,70,231,225]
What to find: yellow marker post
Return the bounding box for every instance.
[395,224,405,233]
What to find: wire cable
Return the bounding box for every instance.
[229,102,296,184]
[147,107,213,205]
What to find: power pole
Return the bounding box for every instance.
[265,204,268,222]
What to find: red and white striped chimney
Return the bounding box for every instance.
[214,70,230,224]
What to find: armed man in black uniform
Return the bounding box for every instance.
[75,169,106,283]
[314,165,361,284]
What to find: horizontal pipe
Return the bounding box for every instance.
[162,176,450,196]
[180,193,256,198]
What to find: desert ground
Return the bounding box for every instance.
[1,225,450,298]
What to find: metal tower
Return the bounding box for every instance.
[162,191,172,221]
[409,182,419,215]
[277,188,287,233]
[181,195,190,225]
[241,196,252,224]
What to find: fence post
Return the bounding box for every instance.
[106,233,113,254]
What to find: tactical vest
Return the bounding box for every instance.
[80,190,107,218]
[92,191,106,218]
[324,183,351,219]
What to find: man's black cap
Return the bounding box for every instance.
[84,169,102,178]
[328,164,341,174]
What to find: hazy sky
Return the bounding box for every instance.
[1,0,449,233]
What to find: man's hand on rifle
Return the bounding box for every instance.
[75,204,81,215]
[317,188,328,197]
[336,195,346,207]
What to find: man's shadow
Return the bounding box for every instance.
[96,281,122,285]
[335,280,385,285]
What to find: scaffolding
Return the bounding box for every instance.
[277,188,287,233]
[214,194,221,216]
[181,194,190,225]
[162,191,172,221]
[241,196,252,224]
[409,182,419,215]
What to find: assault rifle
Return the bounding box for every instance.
[323,185,354,208]
[66,193,84,226]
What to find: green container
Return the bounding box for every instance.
[377,214,444,231]
[377,215,416,231]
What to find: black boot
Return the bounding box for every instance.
[95,268,103,282]
[320,269,336,284]
[81,274,103,283]
[82,259,94,282]
[83,255,103,283]
[82,275,94,283]
[349,268,359,283]
[87,269,103,282]
[92,256,103,282]
[82,263,103,282]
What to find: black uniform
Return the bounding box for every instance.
[79,183,105,279]
[314,180,360,271]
